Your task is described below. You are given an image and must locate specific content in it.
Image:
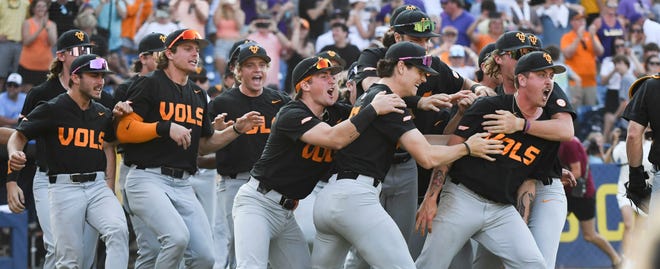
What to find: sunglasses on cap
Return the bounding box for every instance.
[62,46,92,57]
[168,29,203,49]
[295,57,333,92]
[394,19,435,33]
[399,55,432,67]
[72,58,109,74]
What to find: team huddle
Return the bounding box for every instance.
[3,4,659,269]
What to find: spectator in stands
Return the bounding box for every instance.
[644,54,660,75]
[559,136,623,268]
[440,0,475,46]
[284,17,316,94]
[430,26,459,63]
[18,0,57,91]
[0,0,29,91]
[629,23,646,61]
[446,45,476,80]
[171,0,209,38]
[346,0,376,50]
[299,0,333,40]
[120,0,152,55]
[320,23,362,70]
[74,12,108,57]
[49,0,80,37]
[467,11,505,53]
[0,73,26,128]
[561,9,604,109]
[247,14,292,90]
[134,4,183,46]
[642,42,660,63]
[591,1,626,61]
[213,0,245,80]
[546,45,580,103]
[376,0,427,25]
[585,132,614,164]
[510,0,542,34]
[92,0,129,79]
[316,9,349,53]
[536,0,575,47]
[618,0,653,24]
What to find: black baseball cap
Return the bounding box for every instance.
[189,66,208,82]
[346,62,360,82]
[385,41,439,76]
[479,42,497,66]
[496,31,533,52]
[515,51,566,75]
[236,43,271,64]
[57,29,93,51]
[317,50,347,69]
[526,33,543,50]
[292,56,343,92]
[393,10,440,38]
[70,54,113,75]
[164,29,209,50]
[138,32,166,55]
[390,5,420,27]
[227,39,255,66]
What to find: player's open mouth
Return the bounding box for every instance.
[542,88,551,99]
[189,59,198,65]
[326,87,334,97]
[252,75,263,84]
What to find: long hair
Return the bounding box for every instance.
[483,49,503,79]
[46,57,64,80]
[157,47,176,70]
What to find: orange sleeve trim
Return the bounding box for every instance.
[116,112,160,143]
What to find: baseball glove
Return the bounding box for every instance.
[625,166,651,213]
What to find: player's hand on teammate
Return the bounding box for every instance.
[474,85,496,97]
[482,110,522,134]
[415,196,438,235]
[561,168,577,187]
[112,100,133,118]
[233,111,264,134]
[170,122,193,149]
[464,132,503,161]
[6,182,25,213]
[417,93,452,112]
[454,91,477,114]
[371,91,406,115]
[212,113,232,131]
[8,151,27,171]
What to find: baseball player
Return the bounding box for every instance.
[7,54,129,268]
[345,8,482,268]
[112,32,167,269]
[115,28,262,268]
[7,29,112,269]
[206,42,291,269]
[623,73,660,214]
[466,32,577,269]
[232,55,406,268]
[311,42,503,269]
[415,51,566,269]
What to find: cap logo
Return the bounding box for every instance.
[405,5,416,10]
[75,31,85,41]
[249,45,259,54]
[327,50,337,57]
[159,35,166,43]
[543,53,552,64]
[516,32,526,43]
[195,66,202,74]
[529,35,538,46]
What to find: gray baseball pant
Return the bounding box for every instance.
[472,178,567,269]
[312,176,415,269]
[415,181,545,269]
[214,175,229,269]
[48,172,128,268]
[220,172,251,269]
[34,170,98,269]
[344,158,418,269]
[232,178,310,269]
[294,180,328,249]
[125,167,215,268]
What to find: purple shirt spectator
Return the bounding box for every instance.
[441,11,475,46]
[617,0,651,22]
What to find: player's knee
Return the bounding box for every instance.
[186,251,215,268]
[163,231,191,252]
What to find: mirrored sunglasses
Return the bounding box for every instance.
[72,58,109,74]
[399,55,432,67]
[501,49,530,61]
[64,46,92,57]
[168,29,203,49]
[394,19,435,33]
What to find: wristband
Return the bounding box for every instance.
[350,104,377,133]
[232,125,244,135]
[156,121,171,137]
[405,95,422,109]
[523,118,530,134]
[462,142,471,156]
[469,83,482,93]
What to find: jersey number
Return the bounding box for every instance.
[58,127,104,150]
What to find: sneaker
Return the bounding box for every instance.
[625,181,651,213]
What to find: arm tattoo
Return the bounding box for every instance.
[516,191,535,217]
[427,168,446,197]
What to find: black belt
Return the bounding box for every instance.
[49,173,97,184]
[337,171,382,187]
[392,153,411,164]
[255,181,298,210]
[137,166,188,179]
